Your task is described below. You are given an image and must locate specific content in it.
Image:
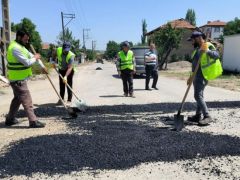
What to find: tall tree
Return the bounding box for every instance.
[141,19,147,44]
[152,23,183,69]
[57,28,81,56]
[224,17,240,36]
[105,41,120,59]
[185,9,196,26]
[11,18,42,52]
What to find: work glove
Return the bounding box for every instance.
[63,76,67,84]
[200,42,208,53]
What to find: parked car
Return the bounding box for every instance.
[131,46,149,75]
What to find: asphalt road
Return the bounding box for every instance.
[0,61,239,180]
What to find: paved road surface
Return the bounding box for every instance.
[0,61,239,180]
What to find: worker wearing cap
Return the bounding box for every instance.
[187,31,222,126]
[6,29,47,128]
[117,41,136,97]
[144,43,159,90]
[54,42,75,104]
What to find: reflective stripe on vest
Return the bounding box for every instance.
[57,47,76,71]
[192,42,223,80]
[7,41,32,81]
[118,50,134,70]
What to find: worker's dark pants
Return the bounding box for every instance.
[145,65,158,89]
[121,69,134,94]
[193,77,209,117]
[59,69,74,102]
[7,81,37,122]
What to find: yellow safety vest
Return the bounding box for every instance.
[7,41,32,81]
[118,50,134,70]
[191,42,223,80]
[57,47,76,71]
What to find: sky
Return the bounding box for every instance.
[1,0,240,50]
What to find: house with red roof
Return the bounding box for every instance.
[145,18,196,62]
[199,20,226,40]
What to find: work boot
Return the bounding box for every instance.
[129,93,135,98]
[152,86,159,90]
[5,117,19,126]
[66,101,72,106]
[198,115,212,126]
[56,99,63,105]
[29,120,46,128]
[187,114,201,123]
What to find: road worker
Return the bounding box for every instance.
[6,29,47,128]
[187,31,222,126]
[117,41,136,97]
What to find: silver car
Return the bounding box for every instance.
[131,46,150,75]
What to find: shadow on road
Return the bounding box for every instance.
[99,95,124,98]
[112,74,146,79]
[0,101,240,177]
[13,100,240,120]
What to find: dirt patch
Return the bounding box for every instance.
[166,61,191,71]
[161,61,240,92]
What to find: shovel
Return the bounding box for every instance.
[53,67,87,112]
[0,75,9,84]
[174,52,202,131]
[30,45,77,118]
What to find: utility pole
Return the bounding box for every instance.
[61,12,75,42]
[92,40,96,52]
[1,0,10,76]
[82,28,90,50]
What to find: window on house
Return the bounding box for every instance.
[214,27,220,33]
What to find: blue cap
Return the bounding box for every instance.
[121,41,130,47]
[187,31,204,41]
[63,42,71,51]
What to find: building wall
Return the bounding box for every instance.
[168,29,193,61]
[201,26,224,40]
[223,34,240,72]
[211,27,224,40]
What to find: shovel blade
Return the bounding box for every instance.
[173,114,184,131]
[67,107,78,118]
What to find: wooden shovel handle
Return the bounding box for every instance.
[178,52,202,114]
[30,44,67,109]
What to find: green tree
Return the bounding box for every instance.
[152,23,183,69]
[105,41,120,59]
[185,9,196,26]
[57,28,81,57]
[141,19,147,45]
[86,49,96,61]
[11,18,42,52]
[224,17,240,36]
[128,41,134,48]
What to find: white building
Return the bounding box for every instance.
[223,34,240,72]
[200,20,226,41]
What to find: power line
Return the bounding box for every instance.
[82,28,90,49]
[61,12,75,42]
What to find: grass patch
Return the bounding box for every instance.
[160,69,240,91]
[32,58,52,75]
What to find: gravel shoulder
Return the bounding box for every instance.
[0,61,239,180]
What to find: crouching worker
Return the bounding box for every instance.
[187,31,223,126]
